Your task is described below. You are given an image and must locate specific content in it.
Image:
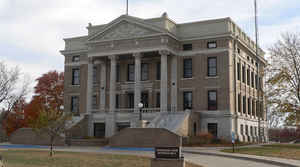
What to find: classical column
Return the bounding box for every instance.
[98,60,106,111]
[86,58,93,114]
[159,50,169,112]
[133,52,142,112]
[109,55,117,112]
[170,55,178,112]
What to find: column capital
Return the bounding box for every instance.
[132,52,142,58]
[94,59,103,65]
[159,50,170,56]
[108,55,118,61]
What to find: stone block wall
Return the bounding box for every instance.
[10,128,65,146]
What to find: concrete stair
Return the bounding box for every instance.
[147,111,190,136]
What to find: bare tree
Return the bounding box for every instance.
[267,32,300,126]
[0,61,30,122]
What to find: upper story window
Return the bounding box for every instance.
[127,64,135,82]
[248,98,251,115]
[207,41,217,49]
[183,44,193,51]
[243,96,246,114]
[183,91,193,110]
[72,55,80,62]
[71,96,79,113]
[183,58,192,78]
[251,71,254,87]
[242,65,245,83]
[247,68,250,85]
[156,62,161,80]
[237,62,241,81]
[72,68,80,85]
[240,124,244,135]
[237,48,241,54]
[238,93,241,113]
[92,95,98,109]
[207,57,217,77]
[141,63,149,81]
[208,90,217,110]
[255,74,258,89]
[116,64,120,82]
[156,92,160,108]
[93,66,97,84]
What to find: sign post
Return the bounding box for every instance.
[231,131,235,153]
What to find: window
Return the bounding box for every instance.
[116,94,119,109]
[245,125,249,135]
[254,127,257,136]
[207,57,217,76]
[141,63,149,81]
[127,93,134,108]
[93,66,97,84]
[207,41,217,49]
[251,72,254,87]
[156,92,160,108]
[242,65,245,83]
[94,123,105,138]
[183,44,193,51]
[72,55,80,62]
[243,96,246,114]
[71,96,79,113]
[92,95,97,109]
[72,68,80,85]
[127,64,135,81]
[237,62,241,81]
[141,92,149,108]
[247,69,250,85]
[156,62,161,80]
[237,48,241,54]
[256,101,259,117]
[240,124,244,135]
[116,64,120,82]
[183,91,192,110]
[248,98,251,115]
[238,93,241,113]
[252,99,256,116]
[258,77,262,89]
[250,126,253,136]
[255,74,258,89]
[208,123,218,138]
[208,90,217,110]
[183,58,192,78]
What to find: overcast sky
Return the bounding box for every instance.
[0,0,299,89]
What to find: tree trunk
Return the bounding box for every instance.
[50,136,54,157]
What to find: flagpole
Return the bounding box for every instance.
[126,0,128,15]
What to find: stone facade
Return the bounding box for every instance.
[60,13,268,142]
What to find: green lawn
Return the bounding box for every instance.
[222,144,300,160]
[0,150,201,167]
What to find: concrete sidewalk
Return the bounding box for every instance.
[183,147,300,167]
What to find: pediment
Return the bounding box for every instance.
[88,20,164,42]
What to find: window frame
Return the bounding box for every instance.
[207,57,217,77]
[141,63,149,81]
[72,68,80,85]
[183,44,193,51]
[208,90,217,110]
[183,91,193,110]
[71,96,79,113]
[207,41,217,49]
[127,64,135,82]
[183,58,193,78]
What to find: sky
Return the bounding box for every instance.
[0,0,300,94]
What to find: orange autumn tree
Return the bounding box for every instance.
[3,71,64,135]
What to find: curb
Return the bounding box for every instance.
[183,151,300,167]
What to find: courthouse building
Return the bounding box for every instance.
[60,13,268,142]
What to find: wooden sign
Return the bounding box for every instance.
[155,147,180,159]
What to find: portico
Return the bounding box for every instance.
[86,50,177,114]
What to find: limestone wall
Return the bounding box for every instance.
[10,128,65,146]
[109,128,181,148]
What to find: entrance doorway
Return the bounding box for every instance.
[94,123,105,138]
[208,123,218,138]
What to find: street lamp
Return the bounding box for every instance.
[138,102,143,121]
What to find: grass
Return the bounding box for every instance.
[222,144,300,160]
[0,150,202,167]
